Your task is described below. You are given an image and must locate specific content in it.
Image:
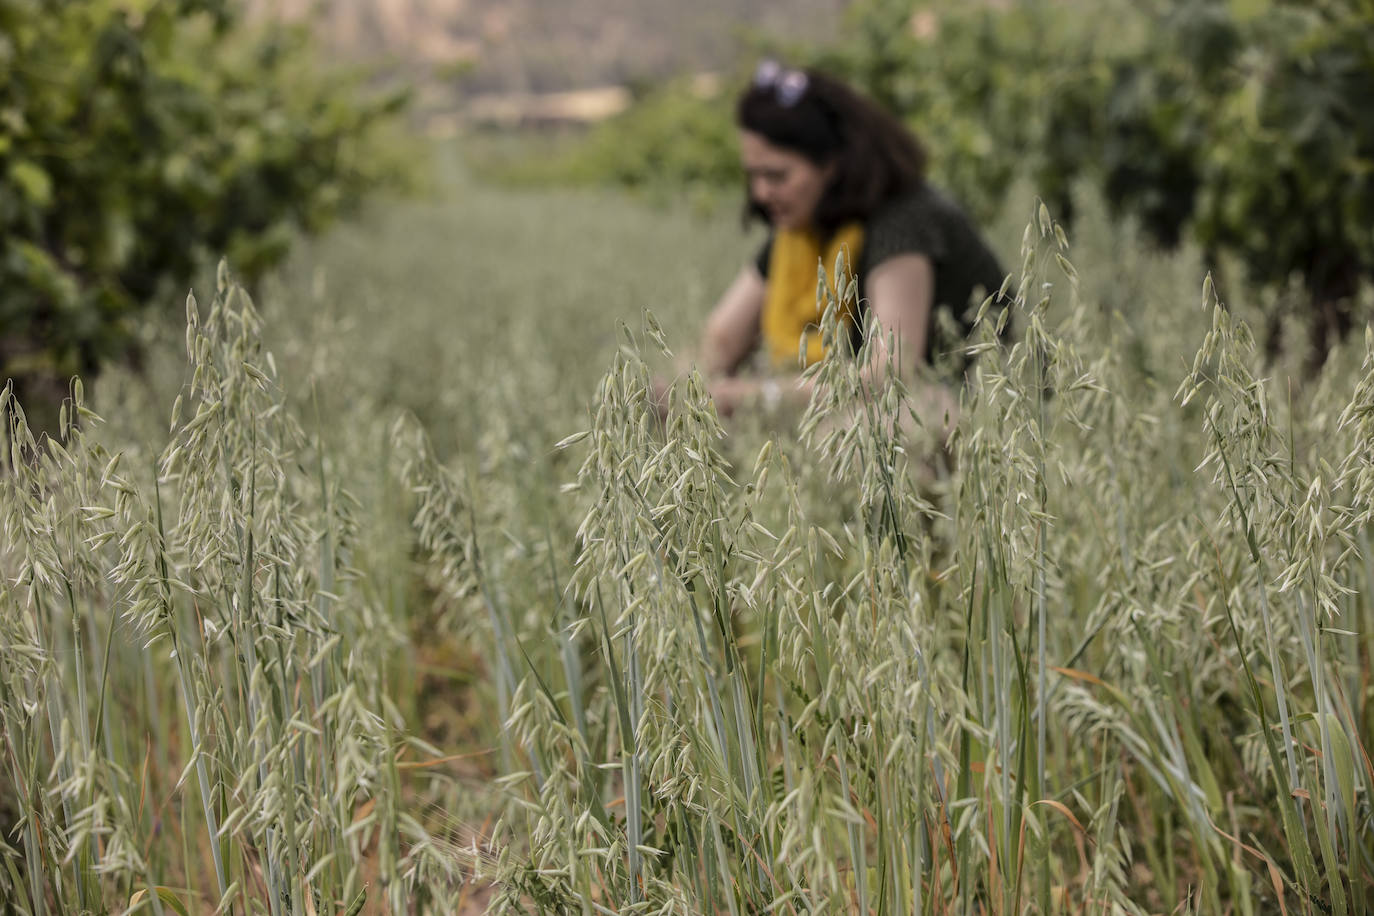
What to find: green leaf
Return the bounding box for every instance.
[9,160,52,207]
[128,886,193,916]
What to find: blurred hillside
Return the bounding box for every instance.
[242,0,848,94]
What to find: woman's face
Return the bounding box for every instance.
[740,130,833,232]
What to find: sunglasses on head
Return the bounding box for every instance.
[753,60,809,107]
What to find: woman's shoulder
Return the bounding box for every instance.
[864,182,999,266]
[868,182,969,232]
[862,182,964,264]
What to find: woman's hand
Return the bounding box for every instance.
[709,375,795,416]
[705,375,754,416]
[652,374,792,420]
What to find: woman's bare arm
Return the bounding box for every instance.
[861,252,958,436]
[699,253,935,382]
[700,265,766,377]
[863,252,934,377]
[697,254,955,436]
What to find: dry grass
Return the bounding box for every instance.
[2,155,1371,913]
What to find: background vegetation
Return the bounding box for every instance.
[2,0,1373,913]
[0,0,408,429]
[241,0,847,96]
[503,0,1374,367]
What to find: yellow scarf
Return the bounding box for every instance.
[761,223,865,368]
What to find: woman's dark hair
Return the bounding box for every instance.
[737,67,927,234]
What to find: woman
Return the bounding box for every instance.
[692,61,1008,426]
